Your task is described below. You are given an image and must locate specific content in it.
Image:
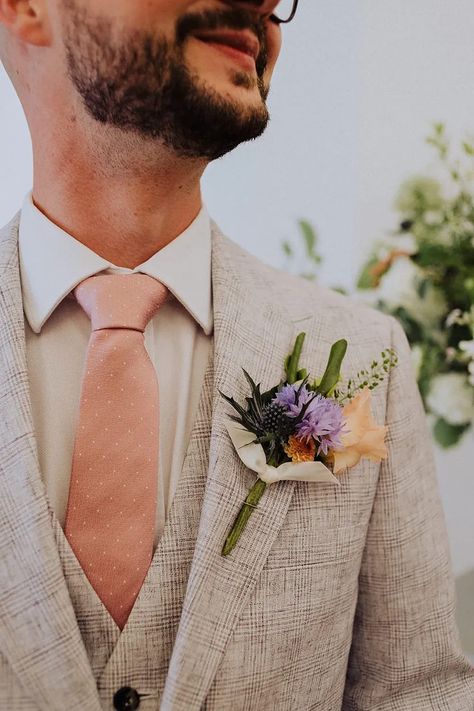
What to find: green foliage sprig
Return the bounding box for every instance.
[335,348,399,404]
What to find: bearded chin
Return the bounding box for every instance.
[149,60,271,160]
[63,23,271,161]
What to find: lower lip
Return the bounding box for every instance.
[196,38,256,70]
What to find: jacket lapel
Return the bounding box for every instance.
[161,223,312,710]
[0,214,102,711]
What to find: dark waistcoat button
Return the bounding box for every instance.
[113,686,141,710]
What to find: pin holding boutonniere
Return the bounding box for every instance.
[219,333,398,556]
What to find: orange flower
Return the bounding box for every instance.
[332,388,388,474]
[284,434,316,463]
[369,249,411,287]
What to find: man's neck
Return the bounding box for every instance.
[30,133,207,269]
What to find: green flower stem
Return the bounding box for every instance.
[221,478,267,556]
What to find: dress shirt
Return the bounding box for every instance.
[19,190,213,551]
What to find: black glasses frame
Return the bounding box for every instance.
[269,0,299,24]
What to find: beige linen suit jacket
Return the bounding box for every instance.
[0,210,473,710]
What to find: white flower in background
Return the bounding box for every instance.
[376,256,447,329]
[468,362,474,387]
[390,234,418,254]
[411,345,423,380]
[445,308,463,328]
[426,372,474,425]
[460,339,474,357]
[423,210,444,226]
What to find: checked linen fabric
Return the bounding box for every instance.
[64,273,169,630]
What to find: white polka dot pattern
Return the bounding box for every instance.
[64,273,168,631]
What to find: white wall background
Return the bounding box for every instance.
[1,0,473,654]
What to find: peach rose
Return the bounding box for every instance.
[332,388,388,474]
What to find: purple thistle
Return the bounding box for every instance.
[296,394,346,455]
[273,383,313,417]
[273,384,346,456]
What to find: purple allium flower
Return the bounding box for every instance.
[295,394,346,456]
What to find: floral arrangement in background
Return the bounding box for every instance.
[219,333,398,555]
[357,123,474,447]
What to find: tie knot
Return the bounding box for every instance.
[74,273,169,332]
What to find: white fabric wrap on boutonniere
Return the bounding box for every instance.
[225,421,341,486]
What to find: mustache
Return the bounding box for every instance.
[176,6,268,70]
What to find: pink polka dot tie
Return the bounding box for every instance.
[64,273,169,630]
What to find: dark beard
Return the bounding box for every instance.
[60,2,271,161]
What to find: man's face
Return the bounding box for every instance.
[57,0,284,160]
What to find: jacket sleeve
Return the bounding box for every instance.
[342,315,474,710]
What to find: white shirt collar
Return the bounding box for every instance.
[18,190,213,336]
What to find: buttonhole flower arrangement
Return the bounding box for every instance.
[219,333,398,556]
